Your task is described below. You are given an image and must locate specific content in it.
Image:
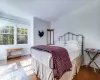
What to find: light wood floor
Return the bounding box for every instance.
[0,55,34,80]
[0,55,100,80]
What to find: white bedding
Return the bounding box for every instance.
[31,45,81,68]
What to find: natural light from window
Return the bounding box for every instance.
[20,59,34,76]
[0,63,19,80]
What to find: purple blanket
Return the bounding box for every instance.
[31,45,72,79]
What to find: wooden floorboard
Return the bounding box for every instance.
[0,55,100,80]
[73,65,100,80]
[0,55,33,80]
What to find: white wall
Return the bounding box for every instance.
[51,0,100,67]
[34,17,50,45]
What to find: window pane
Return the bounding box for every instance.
[0,26,14,45]
[17,35,27,44]
[17,27,28,44]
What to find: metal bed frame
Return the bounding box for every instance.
[58,32,84,56]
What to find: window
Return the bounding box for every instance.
[17,28,28,44]
[0,19,28,45]
[0,26,14,45]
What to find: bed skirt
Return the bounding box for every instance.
[31,55,83,80]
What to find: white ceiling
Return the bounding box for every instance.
[0,0,94,22]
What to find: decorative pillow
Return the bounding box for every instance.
[66,40,78,44]
[66,40,81,46]
[64,43,80,53]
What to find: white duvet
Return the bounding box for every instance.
[31,45,81,68]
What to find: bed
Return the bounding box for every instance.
[31,32,84,80]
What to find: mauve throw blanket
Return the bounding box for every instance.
[31,45,72,79]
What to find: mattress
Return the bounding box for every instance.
[31,45,81,68]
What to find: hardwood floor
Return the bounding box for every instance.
[73,65,100,80]
[0,55,34,80]
[0,55,100,80]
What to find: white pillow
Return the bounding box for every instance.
[66,40,82,46]
[66,40,78,44]
[64,43,80,53]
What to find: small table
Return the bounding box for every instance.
[84,48,100,70]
